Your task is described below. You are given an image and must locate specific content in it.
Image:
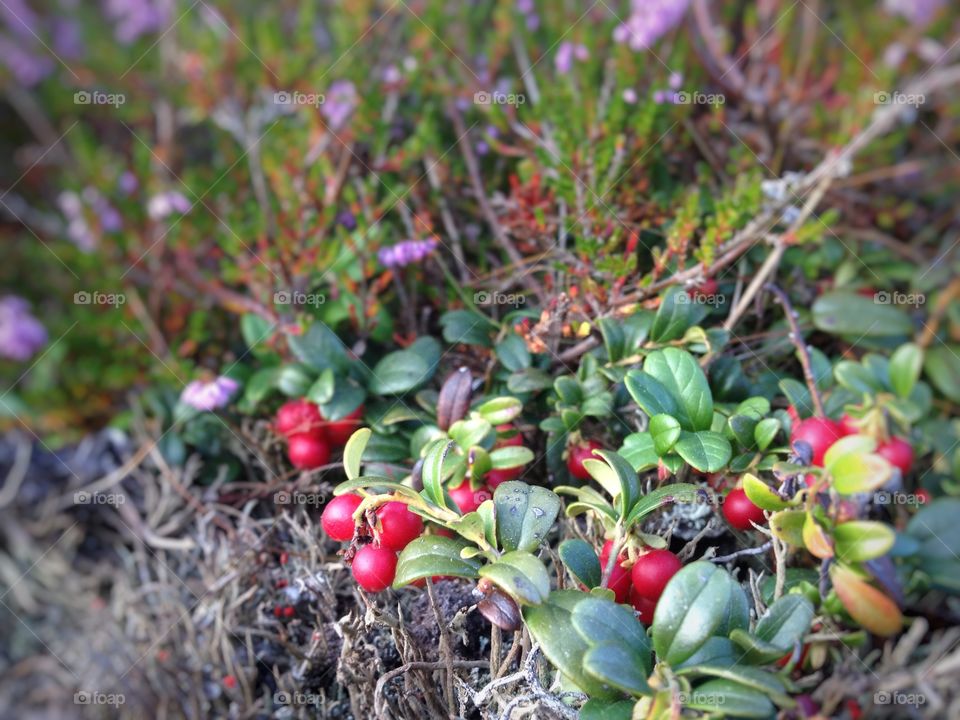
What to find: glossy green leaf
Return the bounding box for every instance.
[579,699,635,720]
[393,536,483,587]
[889,343,923,398]
[754,418,780,451]
[619,432,660,472]
[475,396,523,425]
[770,510,806,547]
[653,561,737,666]
[572,596,652,661]
[830,452,892,495]
[742,473,791,511]
[650,414,681,455]
[674,431,732,473]
[833,521,895,562]
[422,439,456,508]
[755,594,815,651]
[342,428,371,480]
[651,286,693,342]
[683,678,775,718]
[924,345,960,403]
[559,539,602,589]
[494,481,560,553]
[478,551,550,605]
[489,446,534,469]
[812,291,914,337]
[641,348,714,431]
[624,483,704,527]
[368,349,430,395]
[678,666,790,706]
[496,334,531,372]
[582,644,651,696]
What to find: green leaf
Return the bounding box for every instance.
[674,431,732,473]
[906,499,960,591]
[678,665,790,706]
[342,428,371,479]
[742,473,791,511]
[592,450,642,518]
[755,594,814,651]
[651,286,693,342]
[448,417,494,449]
[479,551,551,605]
[624,371,681,422]
[334,476,421,501]
[305,369,336,405]
[489,446,534,469]
[580,699,635,720]
[770,510,806,547]
[830,453,892,495]
[475,396,523,426]
[507,367,554,393]
[835,361,884,395]
[243,367,281,407]
[368,350,430,395]
[619,432,660,472]
[923,345,960,403]
[240,313,275,353]
[319,381,365,421]
[422,439,456,508]
[728,414,759,448]
[682,678,776,719]
[833,521,895,562]
[572,597,652,666]
[728,629,791,665]
[439,309,497,347]
[494,481,561,553]
[812,291,914,337]
[642,348,714,431]
[393,536,483,587]
[495,333,531,371]
[650,414,682,455]
[559,539,602,588]
[523,591,621,700]
[889,343,923,397]
[276,364,313,396]
[598,317,625,362]
[582,644,651,696]
[653,561,738,666]
[754,418,780,451]
[624,484,704,527]
[287,323,348,371]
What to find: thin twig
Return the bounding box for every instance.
[765,283,826,417]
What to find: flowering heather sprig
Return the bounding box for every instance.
[555,42,589,75]
[884,0,944,25]
[613,0,690,51]
[103,0,166,45]
[147,191,191,220]
[180,376,239,411]
[322,80,357,131]
[0,296,47,362]
[0,37,54,86]
[377,238,438,268]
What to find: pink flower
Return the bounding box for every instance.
[322,80,357,131]
[180,376,239,411]
[147,191,191,220]
[555,42,589,75]
[613,0,690,51]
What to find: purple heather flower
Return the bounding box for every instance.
[52,19,84,59]
[555,42,588,74]
[147,190,191,220]
[884,0,944,25]
[118,171,139,195]
[0,0,42,38]
[103,0,166,45]
[668,72,683,90]
[322,80,357,131]
[0,295,47,362]
[613,0,690,51]
[516,0,535,13]
[382,64,401,84]
[0,37,54,86]
[180,376,239,412]
[378,238,438,268]
[336,210,357,231]
[622,88,638,104]
[525,13,540,31]
[475,140,490,156]
[653,89,666,104]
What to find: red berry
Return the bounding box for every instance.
[790,417,845,466]
[786,405,800,424]
[376,501,424,550]
[495,424,524,447]
[283,605,295,618]
[599,540,632,604]
[223,675,237,689]
[487,466,523,488]
[321,493,363,541]
[448,480,492,513]
[838,413,859,436]
[567,440,603,480]
[723,488,767,530]
[628,587,657,624]
[687,278,718,299]
[630,548,681,601]
[323,405,364,447]
[351,545,397,592]
[272,605,283,618]
[279,551,289,565]
[915,488,931,505]
[288,433,331,469]
[877,436,914,477]
[276,399,324,437]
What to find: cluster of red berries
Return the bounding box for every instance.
[788,408,915,478]
[321,493,423,593]
[599,540,682,624]
[275,399,364,469]
[447,424,529,512]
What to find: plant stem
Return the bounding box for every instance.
[765,283,825,417]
